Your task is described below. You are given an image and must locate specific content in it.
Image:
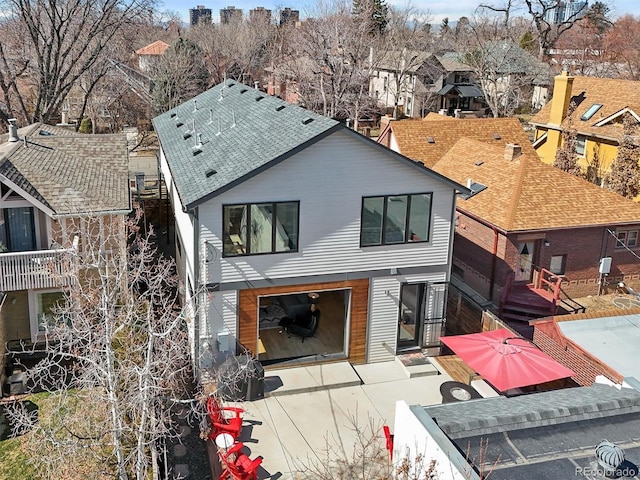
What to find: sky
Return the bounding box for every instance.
[161,0,640,25]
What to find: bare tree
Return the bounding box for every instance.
[477,0,588,59]
[289,0,376,123]
[5,209,201,480]
[150,37,209,115]
[191,14,273,88]
[0,0,159,126]
[457,20,549,117]
[605,15,640,81]
[522,0,589,59]
[553,102,583,177]
[605,113,640,199]
[373,5,435,119]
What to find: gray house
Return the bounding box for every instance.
[153,81,470,372]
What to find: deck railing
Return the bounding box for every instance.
[0,249,77,291]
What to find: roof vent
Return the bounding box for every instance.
[595,440,625,475]
[7,118,19,142]
[493,133,501,140]
[175,116,184,128]
[426,136,435,144]
[183,119,195,140]
[302,118,314,125]
[193,99,198,112]
[276,105,285,111]
[240,88,248,94]
[205,168,217,178]
[192,132,203,155]
[255,96,265,102]
[474,160,484,166]
[208,108,214,124]
[170,112,177,118]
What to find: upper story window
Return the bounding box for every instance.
[616,229,638,249]
[223,202,299,257]
[360,193,432,247]
[575,135,586,156]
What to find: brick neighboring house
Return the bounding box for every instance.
[530,71,640,184]
[431,138,640,311]
[377,116,535,168]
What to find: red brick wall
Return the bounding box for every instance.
[454,214,640,299]
[533,320,622,386]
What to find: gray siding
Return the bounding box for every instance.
[198,131,456,285]
[367,272,447,363]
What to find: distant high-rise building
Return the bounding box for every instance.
[250,6,272,23]
[190,5,212,26]
[279,7,300,26]
[544,0,588,24]
[220,6,243,24]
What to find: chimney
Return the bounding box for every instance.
[504,144,522,161]
[549,70,574,126]
[7,118,19,142]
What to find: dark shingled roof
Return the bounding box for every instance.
[425,384,640,439]
[152,81,340,210]
[0,123,130,215]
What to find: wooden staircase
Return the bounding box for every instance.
[499,268,564,323]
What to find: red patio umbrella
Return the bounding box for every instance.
[440,328,575,392]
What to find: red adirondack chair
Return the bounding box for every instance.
[383,425,394,460]
[207,396,244,441]
[219,442,263,480]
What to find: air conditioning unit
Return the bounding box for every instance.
[217,330,231,353]
[199,336,216,369]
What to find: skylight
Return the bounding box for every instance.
[426,136,435,144]
[580,104,603,121]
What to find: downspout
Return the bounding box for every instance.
[488,227,500,300]
[192,206,201,379]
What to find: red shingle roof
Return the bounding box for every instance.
[432,138,640,232]
[136,40,169,56]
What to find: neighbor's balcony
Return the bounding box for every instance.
[0,249,77,291]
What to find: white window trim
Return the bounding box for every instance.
[28,288,65,343]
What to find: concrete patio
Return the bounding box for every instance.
[214,359,457,479]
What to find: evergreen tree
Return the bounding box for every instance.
[352,0,388,36]
[519,31,537,54]
[585,1,612,34]
[605,113,640,198]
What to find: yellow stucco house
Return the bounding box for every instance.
[530,72,640,184]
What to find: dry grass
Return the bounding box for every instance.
[570,292,640,313]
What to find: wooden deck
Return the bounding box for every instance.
[435,354,482,384]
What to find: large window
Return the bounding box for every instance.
[223,201,299,256]
[361,193,432,247]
